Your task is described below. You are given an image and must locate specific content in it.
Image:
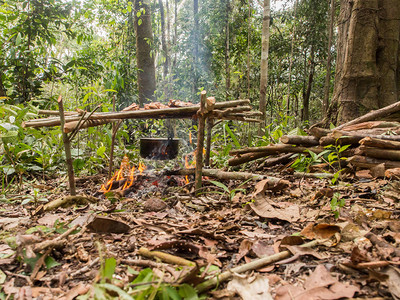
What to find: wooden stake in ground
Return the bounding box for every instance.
[195,91,207,195]
[57,96,76,196]
[204,96,215,167]
[204,117,213,167]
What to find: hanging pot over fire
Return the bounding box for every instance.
[140,137,180,160]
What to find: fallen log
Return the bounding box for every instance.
[347,155,400,169]
[341,121,400,131]
[229,144,324,156]
[359,136,400,150]
[334,100,400,130]
[320,130,400,146]
[319,135,362,146]
[228,151,272,166]
[229,144,356,166]
[308,127,331,139]
[167,168,270,181]
[256,153,293,170]
[280,135,319,146]
[356,146,400,161]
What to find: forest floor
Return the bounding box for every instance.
[0,162,399,299]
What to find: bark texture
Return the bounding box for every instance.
[259,0,270,132]
[327,0,400,125]
[134,0,156,106]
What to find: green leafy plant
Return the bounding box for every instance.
[291,149,330,172]
[21,188,48,206]
[208,178,252,201]
[324,142,351,185]
[330,192,345,219]
[90,263,203,299]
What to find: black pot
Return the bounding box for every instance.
[140,138,180,160]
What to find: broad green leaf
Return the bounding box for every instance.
[97,145,106,157]
[101,257,116,280]
[209,180,230,194]
[178,284,198,300]
[45,256,60,269]
[224,124,240,148]
[15,32,21,45]
[162,286,181,300]
[338,144,351,153]
[96,283,133,300]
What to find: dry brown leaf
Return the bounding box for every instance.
[385,168,400,179]
[339,222,367,242]
[275,265,359,300]
[37,214,63,226]
[236,239,253,263]
[382,266,400,299]
[356,169,373,179]
[279,236,304,250]
[250,197,300,222]
[251,240,275,258]
[310,187,334,201]
[227,275,273,300]
[350,246,370,264]
[61,283,91,300]
[87,216,131,233]
[304,265,337,290]
[301,223,341,240]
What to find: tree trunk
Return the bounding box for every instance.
[327,0,400,125]
[259,0,270,134]
[159,0,169,82]
[225,0,231,101]
[286,0,298,116]
[246,0,252,98]
[193,0,199,100]
[134,0,156,106]
[302,45,315,122]
[322,0,336,114]
[0,71,6,97]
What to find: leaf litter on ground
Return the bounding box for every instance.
[0,167,399,299]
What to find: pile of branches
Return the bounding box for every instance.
[230,101,400,179]
[23,99,261,133]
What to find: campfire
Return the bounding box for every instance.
[98,148,197,196]
[99,155,147,195]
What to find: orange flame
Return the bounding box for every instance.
[184,153,196,169]
[100,156,146,193]
[138,162,146,174]
[189,131,192,144]
[185,175,190,184]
